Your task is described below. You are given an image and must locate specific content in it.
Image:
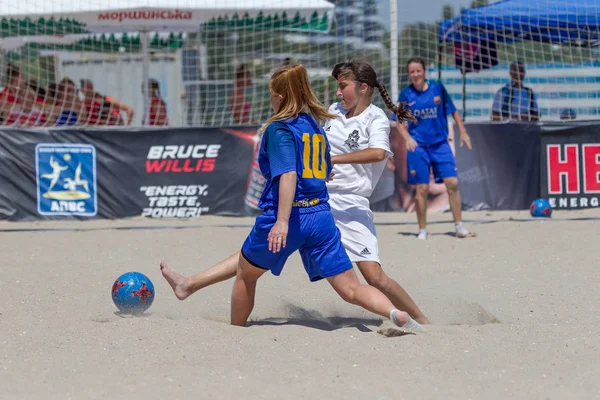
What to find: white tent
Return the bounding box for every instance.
[2,0,335,123]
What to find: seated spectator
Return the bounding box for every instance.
[38,83,57,126]
[142,79,168,126]
[229,64,252,124]
[491,61,539,122]
[27,79,47,106]
[1,87,47,127]
[100,97,127,126]
[54,78,87,126]
[80,79,102,125]
[26,80,64,127]
[0,64,25,117]
[80,79,133,126]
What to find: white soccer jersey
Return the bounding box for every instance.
[324,102,393,198]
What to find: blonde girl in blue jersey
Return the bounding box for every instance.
[396,57,474,240]
[162,64,423,330]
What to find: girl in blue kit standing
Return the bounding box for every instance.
[396,57,474,240]
[168,64,423,330]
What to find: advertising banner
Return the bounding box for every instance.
[540,123,600,210]
[0,127,257,221]
[455,122,541,210]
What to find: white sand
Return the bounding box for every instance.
[0,209,599,399]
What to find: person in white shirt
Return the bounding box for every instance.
[323,59,428,324]
[159,59,430,326]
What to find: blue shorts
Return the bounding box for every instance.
[241,208,353,282]
[407,140,457,185]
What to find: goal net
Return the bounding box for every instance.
[435,0,600,122]
[0,0,389,128]
[1,0,598,127]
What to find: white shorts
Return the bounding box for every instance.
[328,192,380,264]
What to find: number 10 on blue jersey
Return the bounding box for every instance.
[301,133,327,179]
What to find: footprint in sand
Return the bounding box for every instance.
[90,316,113,323]
[376,300,499,337]
[437,299,501,326]
[377,328,417,338]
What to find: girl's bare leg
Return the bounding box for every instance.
[357,261,430,324]
[160,251,240,300]
[414,183,429,239]
[326,268,424,330]
[230,253,267,326]
[443,177,475,238]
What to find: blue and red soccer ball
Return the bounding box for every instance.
[112,272,155,314]
[530,198,552,218]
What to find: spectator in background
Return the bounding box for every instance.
[81,79,133,126]
[80,79,103,125]
[491,61,539,122]
[0,86,47,127]
[142,79,168,126]
[54,78,87,126]
[101,98,127,126]
[0,64,25,114]
[27,79,66,126]
[41,83,61,126]
[229,64,252,124]
[27,79,47,106]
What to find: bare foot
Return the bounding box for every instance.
[160,262,191,300]
[416,316,431,325]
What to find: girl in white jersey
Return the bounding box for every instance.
[323,59,428,323]
[160,60,429,326]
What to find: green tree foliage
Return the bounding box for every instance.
[442,5,455,21]
[0,17,88,37]
[470,0,488,8]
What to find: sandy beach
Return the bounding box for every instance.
[0,209,598,399]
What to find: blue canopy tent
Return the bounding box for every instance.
[441,0,600,46]
[437,0,600,118]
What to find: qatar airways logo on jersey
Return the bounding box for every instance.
[145,144,221,174]
[412,107,437,120]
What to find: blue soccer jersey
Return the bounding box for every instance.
[257,112,332,213]
[398,80,456,146]
[242,112,352,281]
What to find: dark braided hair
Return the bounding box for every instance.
[332,58,416,123]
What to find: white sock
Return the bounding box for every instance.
[455,222,470,237]
[417,229,427,240]
[403,316,425,331]
[390,310,424,331]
